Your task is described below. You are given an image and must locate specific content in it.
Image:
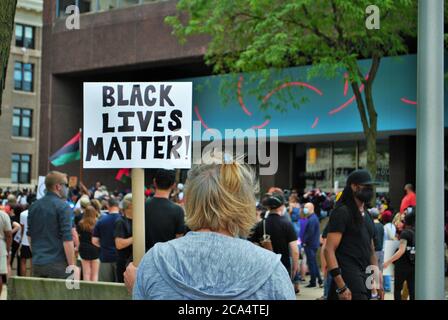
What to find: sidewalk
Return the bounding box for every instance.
[295,280,394,300]
[0,285,6,300]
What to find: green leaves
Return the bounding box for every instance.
[165,0,417,112]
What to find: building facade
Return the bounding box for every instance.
[41,0,443,210]
[0,0,43,190]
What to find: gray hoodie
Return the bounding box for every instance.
[133,231,295,300]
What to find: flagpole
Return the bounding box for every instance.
[79,128,83,185]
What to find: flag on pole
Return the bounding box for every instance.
[49,132,81,166]
[116,168,131,183]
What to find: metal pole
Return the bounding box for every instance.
[416,0,445,300]
[79,128,83,184]
[132,168,145,266]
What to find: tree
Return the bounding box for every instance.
[0,0,18,115]
[166,0,417,182]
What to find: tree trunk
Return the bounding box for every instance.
[0,0,18,115]
[366,127,377,181]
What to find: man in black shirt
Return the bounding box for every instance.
[145,169,185,252]
[250,192,299,280]
[324,170,382,300]
[115,194,133,283]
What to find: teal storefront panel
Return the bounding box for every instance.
[183,54,445,140]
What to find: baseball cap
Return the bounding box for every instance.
[346,169,378,187]
[261,192,286,209]
[368,207,380,218]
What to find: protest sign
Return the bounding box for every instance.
[37,176,46,200]
[383,239,400,276]
[83,82,192,169]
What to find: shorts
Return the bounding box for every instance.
[20,245,32,259]
[33,261,69,279]
[99,262,117,282]
[0,255,7,275]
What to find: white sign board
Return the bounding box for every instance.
[37,176,46,199]
[383,239,400,276]
[83,82,192,169]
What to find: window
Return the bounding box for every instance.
[333,142,357,188]
[57,0,160,17]
[304,140,390,193]
[305,144,332,191]
[11,154,31,184]
[57,0,75,17]
[12,108,32,138]
[119,0,140,7]
[97,0,118,11]
[15,24,35,49]
[14,62,34,92]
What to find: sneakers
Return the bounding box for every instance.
[305,284,317,288]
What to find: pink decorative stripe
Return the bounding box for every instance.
[401,98,417,105]
[329,74,368,115]
[343,73,349,97]
[237,76,253,116]
[251,119,271,129]
[311,117,319,129]
[194,105,209,130]
[263,81,323,104]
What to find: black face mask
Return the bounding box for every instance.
[355,187,374,203]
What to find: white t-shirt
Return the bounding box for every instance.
[20,210,30,246]
[0,211,12,256]
[19,195,27,206]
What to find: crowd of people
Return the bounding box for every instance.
[0,161,445,300]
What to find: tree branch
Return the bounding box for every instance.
[299,4,336,47]
[364,54,381,129]
[367,54,381,86]
[351,80,370,133]
[330,0,344,48]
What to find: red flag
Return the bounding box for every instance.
[115,169,131,183]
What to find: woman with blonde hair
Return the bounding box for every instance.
[130,158,295,300]
[77,205,100,281]
[90,199,102,218]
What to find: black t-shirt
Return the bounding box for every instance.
[74,212,83,228]
[373,221,385,251]
[76,224,99,260]
[327,204,375,273]
[144,197,185,252]
[249,213,297,271]
[114,215,133,263]
[395,228,415,271]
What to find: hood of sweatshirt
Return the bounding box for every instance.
[150,231,282,299]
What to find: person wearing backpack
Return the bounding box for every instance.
[250,192,299,282]
[383,207,416,300]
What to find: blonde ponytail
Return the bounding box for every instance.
[184,153,258,238]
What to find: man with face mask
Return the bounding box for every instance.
[323,169,382,300]
[28,171,79,280]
